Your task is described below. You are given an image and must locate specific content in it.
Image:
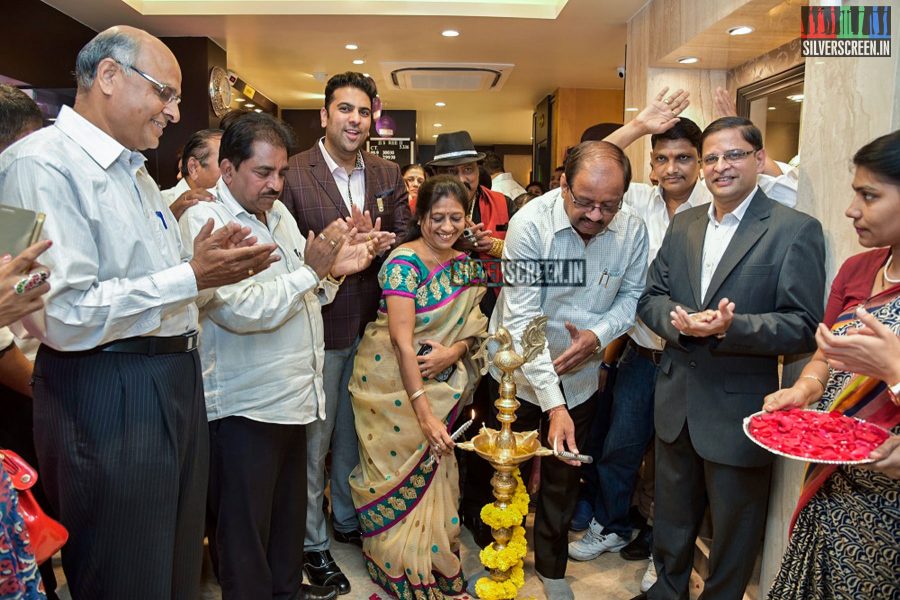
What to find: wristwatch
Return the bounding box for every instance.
[888,380,900,403]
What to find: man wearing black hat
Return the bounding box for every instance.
[427,130,515,547]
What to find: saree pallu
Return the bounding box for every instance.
[349,249,487,600]
[768,287,900,599]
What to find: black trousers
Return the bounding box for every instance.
[207,416,308,600]
[649,425,772,600]
[32,346,208,600]
[0,384,59,599]
[474,393,595,579]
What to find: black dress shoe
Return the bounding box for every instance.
[304,550,351,596]
[621,524,652,561]
[332,528,363,547]
[293,582,339,600]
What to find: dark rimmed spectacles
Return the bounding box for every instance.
[701,149,757,166]
[567,186,622,216]
[122,62,181,105]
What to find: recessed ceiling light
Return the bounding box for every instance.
[234,97,245,103]
[432,134,439,138]
[435,102,446,107]
[677,56,699,64]
[353,59,365,65]
[254,108,263,113]
[433,123,443,128]
[728,26,754,36]
[362,73,370,77]
[768,106,776,111]
[345,44,358,50]
[787,94,804,102]
[244,103,256,108]
[442,29,460,37]
[624,107,639,112]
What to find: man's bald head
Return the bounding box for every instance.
[563,141,632,194]
[75,26,176,92]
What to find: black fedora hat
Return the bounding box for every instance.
[428,131,486,167]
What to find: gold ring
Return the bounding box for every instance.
[664,98,672,105]
[318,233,327,241]
[329,239,338,248]
[248,268,254,276]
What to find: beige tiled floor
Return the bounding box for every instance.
[55,515,705,599]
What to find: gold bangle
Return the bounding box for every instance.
[800,374,826,391]
[487,237,504,258]
[409,388,426,402]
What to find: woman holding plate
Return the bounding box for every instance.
[763,130,900,598]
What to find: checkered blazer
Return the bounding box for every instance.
[281,143,411,350]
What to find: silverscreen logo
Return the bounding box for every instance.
[801,5,891,57]
[449,258,586,288]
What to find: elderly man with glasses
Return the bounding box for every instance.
[0,26,277,600]
[486,140,649,600]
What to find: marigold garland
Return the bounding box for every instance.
[475,468,530,599]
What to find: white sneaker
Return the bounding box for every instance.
[640,559,657,592]
[567,519,628,561]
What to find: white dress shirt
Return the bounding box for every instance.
[623,181,710,350]
[0,105,198,351]
[489,189,649,411]
[491,172,526,200]
[318,138,365,212]
[179,179,339,425]
[160,177,190,206]
[700,186,758,302]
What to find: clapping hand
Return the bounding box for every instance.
[346,204,395,254]
[671,298,735,338]
[816,306,900,396]
[190,220,280,290]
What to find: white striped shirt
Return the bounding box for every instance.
[0,106,198,351]
[489,189,649,411]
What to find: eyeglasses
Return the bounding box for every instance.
[122,63,181,105]
[701,149,757,166]
[567,187,622,216]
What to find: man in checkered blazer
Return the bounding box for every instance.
[280,71,411,596]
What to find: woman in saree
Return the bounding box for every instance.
[764,130,900,598]
[349,175,487,599]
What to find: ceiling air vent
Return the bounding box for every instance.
[381,62,514,92]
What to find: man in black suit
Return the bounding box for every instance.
[634,117,825,600]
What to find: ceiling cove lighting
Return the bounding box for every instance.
[442,30,460,37]
[728,26,754,36]
[677,56,699,64]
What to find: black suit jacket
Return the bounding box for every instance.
[638,190,826,467]
[281,143,411,349]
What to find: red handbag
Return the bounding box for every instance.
[1,449,68,564]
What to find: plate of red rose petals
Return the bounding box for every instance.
[743,408,891,464]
